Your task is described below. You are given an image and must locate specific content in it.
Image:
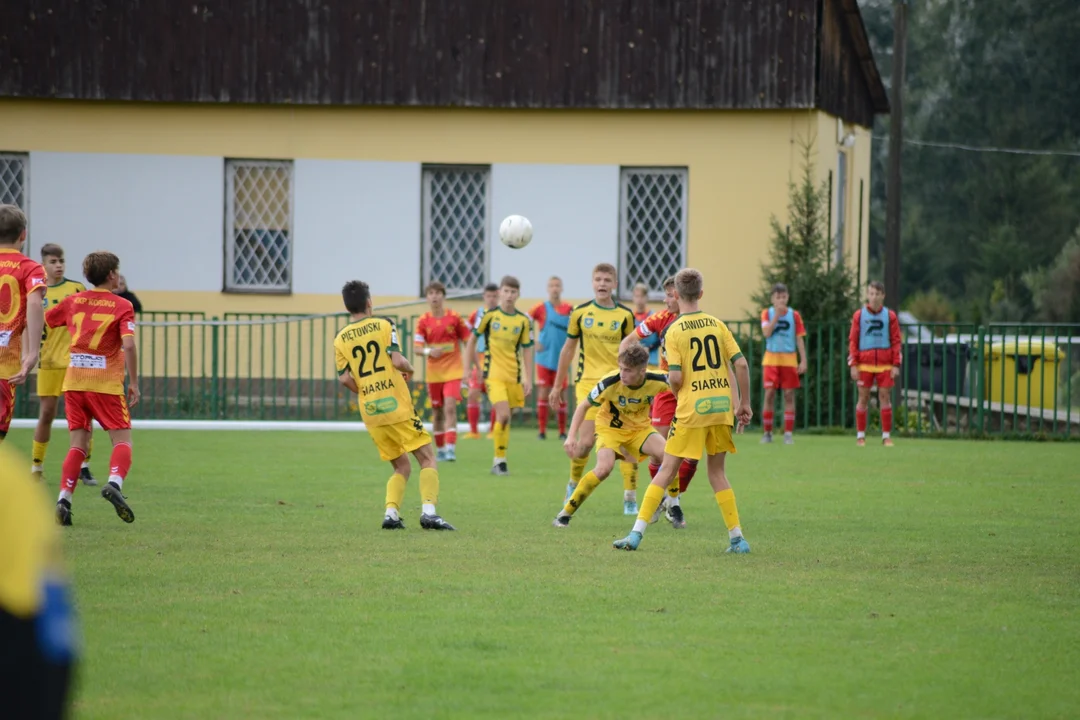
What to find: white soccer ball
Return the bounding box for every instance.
[499,215,533,249]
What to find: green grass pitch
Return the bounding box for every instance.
[11,428,1078,719]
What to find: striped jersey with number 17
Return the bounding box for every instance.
[45,290,136,395]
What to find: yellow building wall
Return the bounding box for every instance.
[1,99,873,321]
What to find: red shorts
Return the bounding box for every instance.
[858,370,895,390]
[427,379,462,409]
[65,391,131,431]
[650,390,677,429]
[763,365,801,390]
[535,365,568,390]
[0,380,14,434]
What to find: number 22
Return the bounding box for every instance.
[352,340,386,377]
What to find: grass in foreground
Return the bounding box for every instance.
[11,428,1079,720]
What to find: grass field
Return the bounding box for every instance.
[12,427,1079,719]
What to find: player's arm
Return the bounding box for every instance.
[732,354,752,430]
[889,310,903,377]
[619,328,643,354]
[848,309,862,380]
[796,335,808,375]
[761,309,780,338]
[529,303,545,352]
[122,335,141,407]
[11,288,45,385]
[550,337,577,405]
[386,320,414,377]
[333,342,359,393]
[665,331,684,394]
[563,398,592,457]
[464,332,479,373]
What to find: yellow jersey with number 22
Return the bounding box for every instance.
[334,317,414,428]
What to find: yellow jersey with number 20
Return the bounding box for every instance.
[664,312,743,428]
[334,317,414,428]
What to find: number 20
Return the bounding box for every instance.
[690,335,723,371]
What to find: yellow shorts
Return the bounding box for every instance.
[487,380,525,409]
[575,381,600,421]
[36,368,66,398]
[596,425,661,462]
[368,415,431,462]
[664,421,736,460]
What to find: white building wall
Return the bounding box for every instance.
[489,164,619,299]
[293,160,421,296]
[28,152,224,291]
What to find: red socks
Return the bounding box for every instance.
[557,403,567,435]
[678,459,698,494]
[648,462,660,479]
[60,447,86,495]
[537,398,549,433]
[434,432,446,448]
[784,411,795,433]
[856,407,868,433]
[881,407,893,434]
[446,430,457,446]
[467,403,480,434]
[762,410,774,433]
[109,442,132,481]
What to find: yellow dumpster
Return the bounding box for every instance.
[983,340,1065,409]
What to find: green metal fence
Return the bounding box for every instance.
[15,313,1079,438]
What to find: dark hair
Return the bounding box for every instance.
[662,276,676,289]
[771,282,789,295]
[868,280,885,293]
[40,243,65,260]
[0,205,27,245]
[483,283,499,293]
[618,344,650,368]
[500,275,520,290]
[425,280,446,296]
[342,280,371,315]
[83,251,120,287]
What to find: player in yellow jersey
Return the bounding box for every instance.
[31,244,97,485]
[613,268,753,553]
[550,263,638,514]
[465,275,533,475]
[333,281,455,531]
[553,344,668,527]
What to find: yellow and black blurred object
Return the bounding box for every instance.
[0,444,78,719]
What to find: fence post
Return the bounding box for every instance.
[976,326,986,434]
[211,321,221,419]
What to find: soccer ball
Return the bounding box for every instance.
[499,215,533,249]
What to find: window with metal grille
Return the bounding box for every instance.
[619,168,687,300]
[422,166,489,293]
[225,160,293,292]
[0,153,29,210]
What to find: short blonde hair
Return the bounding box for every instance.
[674,268,703,301]
[632,282,649,295]
[592,263,617,278]
[500,275,520,290]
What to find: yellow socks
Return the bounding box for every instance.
[569,456,588,483]
[419,467,439,507]
[385,473,407,513]
[493,421,510,460]
[620,461,638,491]
[32,440,47,469]
[666,476,680,498]
[635,483,666,524]
[563,471,602,515]
[715,488,742,534]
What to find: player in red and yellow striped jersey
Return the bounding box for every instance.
[414,281,472,462]
[0,206,47,443]
[32,243,98,486]
[45,252,140,527]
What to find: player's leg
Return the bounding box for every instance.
[91,393,135,523]
[382,450,412,529]
[429,383,446,460]
[491,399,511,475]
[878,378,894,446]
[705,447,750,553]
[855,374,872,445]
[0,379,14,445]
[32,393,59,480]
[55,426,90,527]
[556,380,569,439]
[80,431,98,486]
[554,447,616,526]
[565,415,596,500]
[442,380,461,461]
[466,382,482,439]
[620,459,639,515]
[613,448,684,551]
[412,442,455,530]
[761,370,777,442]
[782,387,797,444]
[536,366,552,439]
